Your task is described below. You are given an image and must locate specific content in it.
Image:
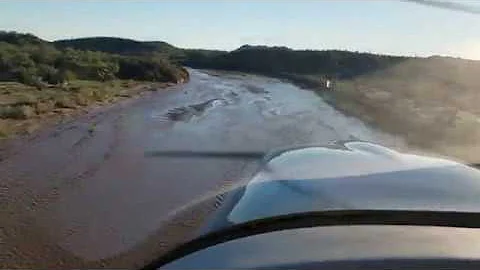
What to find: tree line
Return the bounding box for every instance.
[52,37,411,80]
[1,31,415,89]
[0,31,188,88]
[183,45,409,80]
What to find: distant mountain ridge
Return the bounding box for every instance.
[50,37,413,79]
[54,37,178,55]
[3,31,478,85]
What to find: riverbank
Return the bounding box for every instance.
[201,56,480,163]
[0,80,178,139]
[284,58,480,163]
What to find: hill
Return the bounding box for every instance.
[184,44,408,80]
[54,37,179,56]
[52,38,403,81]
[0,31,188,85]
[0,31,45,45]
[53,38,403,81]
[53,36,226,64]
[0,31,189,137]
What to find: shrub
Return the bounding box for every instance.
[37,64,60,84]
[92,88,111,101]
[35,100,55,114]
[1,32,187,85]
[54,96,76,108]
[74,93,91,106]
[0,105,35,119]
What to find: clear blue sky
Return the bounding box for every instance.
[1,0,480,59]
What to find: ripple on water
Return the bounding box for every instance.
[151,98,229,123]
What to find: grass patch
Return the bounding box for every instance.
[54,95,78,109]
[0,79,168,137]
[35,100,55,114]
[0,80,146,116]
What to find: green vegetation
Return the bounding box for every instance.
[0,31,188,137]
[54,36,225,64]
[54,37,172,55]
[183,45,408,79]
[55,38,404,79]
[0,31,188,87]
[0,80,168,137]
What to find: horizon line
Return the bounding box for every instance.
[2,29,478,61]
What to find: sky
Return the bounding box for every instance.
[1,0,480,59]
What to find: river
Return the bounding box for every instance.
[0,69,406,267]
